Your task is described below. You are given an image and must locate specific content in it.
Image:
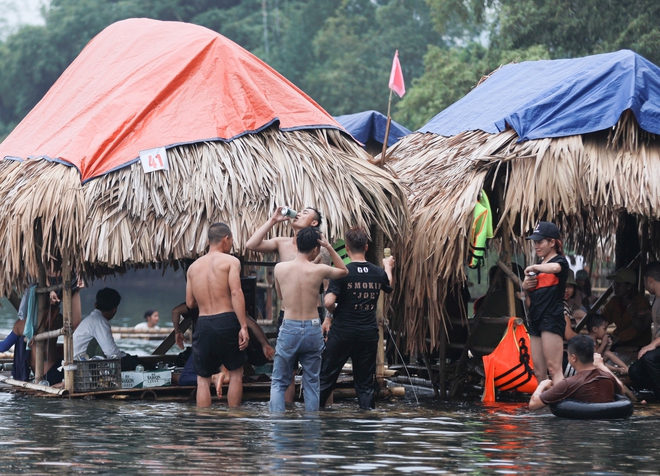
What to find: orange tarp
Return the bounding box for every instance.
[0,19,344,182]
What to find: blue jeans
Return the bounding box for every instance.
[269,318,324,412]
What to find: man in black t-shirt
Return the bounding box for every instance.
[319,227,394,409]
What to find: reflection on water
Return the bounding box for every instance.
[0,394,659,474]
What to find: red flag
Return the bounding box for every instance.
[388,50,405,98]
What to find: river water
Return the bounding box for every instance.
[0,393,659,474]
[2,273,660,473]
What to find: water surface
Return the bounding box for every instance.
[0,394,658,474]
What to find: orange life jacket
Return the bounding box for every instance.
[482,317,538,402]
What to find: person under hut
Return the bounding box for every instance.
[0,292,64,385]
[522,221,569,385]
[564,269,587,326]
[563,270,583,341]
[529,335,622,410]
[584,314,629,375]
[73,288,140,370]
[629,262,660,401]
[601,267,652,350]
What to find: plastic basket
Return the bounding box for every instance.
[74,359,122,392]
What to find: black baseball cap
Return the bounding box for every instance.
[526,221,560,241]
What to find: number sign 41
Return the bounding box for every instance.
[139,147,170,173]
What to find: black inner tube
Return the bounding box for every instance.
[550,394,633,420]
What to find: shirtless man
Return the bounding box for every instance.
[269,227,348,412]
[246,206,325,402]
[186,222,250,408]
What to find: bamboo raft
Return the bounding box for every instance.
[0,369,405,402]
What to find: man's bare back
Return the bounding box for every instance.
[274,234,348,321]
[186,251,241,317]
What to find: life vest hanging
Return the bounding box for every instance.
[468,189,493,270]
[482,317,538,403]
[333,239,351,265]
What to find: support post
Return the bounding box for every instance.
[61,248,75,394]
[503,257,516,317]
[379,88,394,166]
[34,220,48,385]
[373,228,386,386]
[639,219,649,294]
[438,318,447,399]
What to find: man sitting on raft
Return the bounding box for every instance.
[529,335,622,410]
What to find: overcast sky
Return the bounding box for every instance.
[2,0,47,29]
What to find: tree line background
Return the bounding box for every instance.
[0,0,658,139]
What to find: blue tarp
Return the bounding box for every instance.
[335,110,411,147]
[419,50,660,141]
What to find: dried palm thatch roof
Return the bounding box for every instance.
[0,126,407,296]
[387,111,660,353]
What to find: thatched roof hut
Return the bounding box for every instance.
[386,50,660,353]
[0,19,407,294]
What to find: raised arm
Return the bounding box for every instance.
[245,207,289,253]
[228,259,250,350]
[318,235,348,279]
[383,256,395,288]
[525,263,562,275]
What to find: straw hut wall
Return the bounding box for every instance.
[387,110,660,354]
[0,125,407,295]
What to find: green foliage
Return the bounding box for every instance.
[302,0,442,118]
[396,44,550,130]
[0,0,442,135]
[0,0,658,138]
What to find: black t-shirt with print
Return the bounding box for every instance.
[327,262,393,341]
[529,254,569,322]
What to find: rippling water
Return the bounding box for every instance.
[0,393,658,474]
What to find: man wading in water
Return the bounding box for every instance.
[269,227,348,412]
[186,222,250,407]
[246,206,326,403]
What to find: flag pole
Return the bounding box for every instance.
[380,87,393,166]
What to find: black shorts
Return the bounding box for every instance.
[528,314,565,338]
[192,312,246,377]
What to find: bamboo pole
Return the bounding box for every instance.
[61,248,74,394]
[576,253,641,332]
[0,376,68,396]
[151,317,194,356]
[438,316,447,399]
[380,88,394,165]
[32,328,65,342]
[639,219,649,294]
[496,260,523,288]
[34,220,48,385]
[374,228,386,384]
